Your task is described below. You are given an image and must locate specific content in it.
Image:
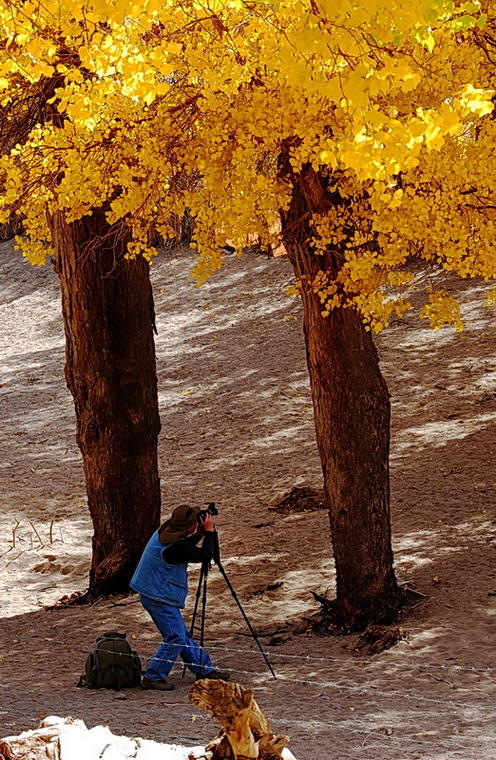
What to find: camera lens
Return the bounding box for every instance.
[198,503,219,521]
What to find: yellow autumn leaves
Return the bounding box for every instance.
[0,0,495,332]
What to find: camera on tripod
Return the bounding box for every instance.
[197,502,218,522]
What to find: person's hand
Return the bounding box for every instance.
[201,513,215,532]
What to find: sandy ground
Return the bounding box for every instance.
[0,240,495,760]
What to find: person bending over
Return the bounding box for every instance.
[130,503,230,691]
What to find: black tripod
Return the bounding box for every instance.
[184,531,277,679]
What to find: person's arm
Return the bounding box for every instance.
[162,531,216,564]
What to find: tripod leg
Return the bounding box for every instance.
[216,561,277,679]
[190,567,205,636]
[199,565,209,648]
[182,565,207,678]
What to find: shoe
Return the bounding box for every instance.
[195,669,230,682]
[141,676,175,691]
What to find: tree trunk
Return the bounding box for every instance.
[50,209,161,598]
[280,164,400,630]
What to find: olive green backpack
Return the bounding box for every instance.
[78,632,142,690]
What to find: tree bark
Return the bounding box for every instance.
[50,209,161,598]
[280,164,400,630]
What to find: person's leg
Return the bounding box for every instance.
[140,594,228,682]
[175,614,213,676]
[176,617,230,680]
[140,595,185,681]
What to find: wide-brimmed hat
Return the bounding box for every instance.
[158,504,201,543]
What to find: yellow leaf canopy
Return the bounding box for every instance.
[0,0,495,329]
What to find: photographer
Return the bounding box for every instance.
[130,503,230,690]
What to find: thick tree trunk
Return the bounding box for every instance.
[281,164,400,630]
[50,209,161,598]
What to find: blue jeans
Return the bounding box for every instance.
[140,594,213,681]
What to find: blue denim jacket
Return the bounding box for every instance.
[130,529,188,608]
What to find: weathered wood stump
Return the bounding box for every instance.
[189,679,290,760]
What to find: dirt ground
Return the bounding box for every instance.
[0,240,495,760]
